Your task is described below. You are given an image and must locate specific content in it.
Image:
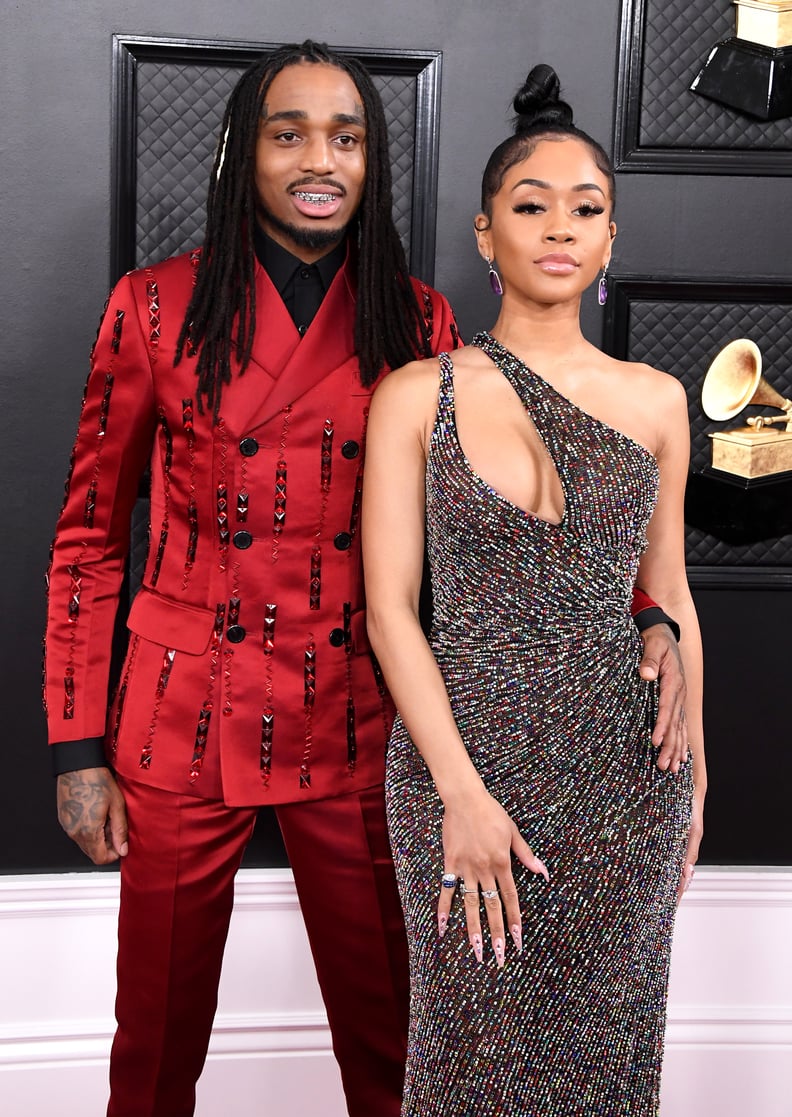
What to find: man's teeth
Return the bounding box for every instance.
[294,191,336,205]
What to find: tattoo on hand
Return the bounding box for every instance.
[57,770,111,840]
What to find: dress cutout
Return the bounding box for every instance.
[385,332,692,1116]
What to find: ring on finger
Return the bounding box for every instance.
[481,888,499,900]
[441,873,458,889]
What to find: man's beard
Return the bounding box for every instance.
[257,202,352,252]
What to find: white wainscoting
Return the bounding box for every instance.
[0,868,790,1117]
[661,869,792,1117]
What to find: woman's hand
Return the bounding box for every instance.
[677,789,705,905]
[437,788,548,966]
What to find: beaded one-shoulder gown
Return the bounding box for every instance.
[385,332,693,1116]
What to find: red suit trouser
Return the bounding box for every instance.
[108,775,409,1117]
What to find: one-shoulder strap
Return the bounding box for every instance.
[471,329,577,458]
[435,351,456,420]
[472,331,546,408]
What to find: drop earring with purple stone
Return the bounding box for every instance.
[597,265,609,307]
[486,256,503,297]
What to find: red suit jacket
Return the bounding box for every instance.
[44,247,656,807]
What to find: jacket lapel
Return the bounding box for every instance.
[223,248,358,435]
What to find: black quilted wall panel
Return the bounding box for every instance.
[135,62,241,265]
[639,0,790,149]
[605,278,792,569]
[615,0,792,172]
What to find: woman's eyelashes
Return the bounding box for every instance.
[512,201,605,217]
[575,202,605,217]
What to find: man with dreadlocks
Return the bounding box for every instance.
[43,41,458,1117]
[43,38,683,1117]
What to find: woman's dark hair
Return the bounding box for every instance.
[480,63,616,219]
[176,40,430,416]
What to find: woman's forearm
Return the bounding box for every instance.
[367,603,486,806]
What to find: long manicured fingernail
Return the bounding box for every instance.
[534,857,550,882]
[510,924,522,953]
[472,934,483,963]
[494,937,505,968]
[438,912,448,938]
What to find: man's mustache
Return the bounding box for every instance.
[287,177,347,196]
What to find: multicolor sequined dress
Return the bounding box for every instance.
[385,332,693,1116]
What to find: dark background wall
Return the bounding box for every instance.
[2,0,790,872]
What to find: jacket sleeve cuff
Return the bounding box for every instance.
[51,738,108,776]
[633,607,681,643]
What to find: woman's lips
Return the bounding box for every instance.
[535,254,579,275]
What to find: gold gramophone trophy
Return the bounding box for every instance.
[702,338,792,478]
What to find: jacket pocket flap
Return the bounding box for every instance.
[127,587,216,655]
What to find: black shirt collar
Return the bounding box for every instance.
[253,224,347,296]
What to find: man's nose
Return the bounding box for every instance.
[301,136,336,173]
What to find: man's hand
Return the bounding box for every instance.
[56,767,128,864]
[637,623,688,773]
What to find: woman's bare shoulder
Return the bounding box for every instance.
[369,358,444,431]
[608,356,687,413]
[386,355,442,383]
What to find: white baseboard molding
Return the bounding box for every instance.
[671,866,792,908]
[1,867,791,1116]
[0,866,300,915]
[0,1011,333,1068]
[666,1005,792,1048]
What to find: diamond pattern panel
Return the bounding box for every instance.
[625,295,792,565]
[135,62,416,267]
[136,63,240,264]
[639,0,791,149]
[377,73,416,257]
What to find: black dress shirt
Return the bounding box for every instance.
[253,225,347,336]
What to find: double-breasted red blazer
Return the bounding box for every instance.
[44,247,460,805]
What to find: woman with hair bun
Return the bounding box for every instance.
[362,64,705,1114]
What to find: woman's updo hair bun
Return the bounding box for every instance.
[479,63,615,218]
[512,64,574,134]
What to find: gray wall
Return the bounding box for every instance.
[2,0,790,870]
